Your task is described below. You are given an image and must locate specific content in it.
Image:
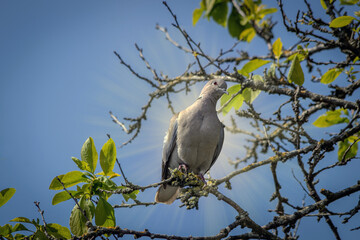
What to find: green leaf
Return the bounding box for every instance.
[193,8,204,26]
[72,157,90,172]
[81,137,98,174]
[329,16,356,28]
[244,0,255,13]
[31,219,40,227]
[47,223,72,239]
[123,193,130,202]
[60,171,88,189]
[353,56,360,63]
[340,0,359,5]
[100,138,117,176]
[258,8,278,17]
[92,176,117,200]
[109,173,121,179]
[51,173,85,192]
[49,174,65,190]
[33,230,48,240]
[52,190,77,205]
[239,27,256,42]
[220,84,244,116]
[272,38,283,59]
[210,2,228,27]
[320,0,328,9]
[85,197,96,218]
[10,217,32,224]
[205,0,216,16]
[129,190,139,200]
[286,53,305,62]
[227,7,242,38]
[320,68,343,84]
[0,188,16,207]
[12,223,30,232]
[0,224,12,237]
[238,59,271,77]
[287,54,304,86]
[98,171,121,179]
[99,176,117,189]
[75,183,91,198]
[338,137,359,161]
[313,109,349,127]
[95,197,116,227]
[15,233,28,240]
[242,75,263,103]
[70,196,95,237]
[123,190,139,202]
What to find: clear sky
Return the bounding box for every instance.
[0,1,359,239]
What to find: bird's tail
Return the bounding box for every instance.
[155,185,179,204]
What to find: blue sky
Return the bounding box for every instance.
[1,1,359,239]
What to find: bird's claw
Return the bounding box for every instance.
[198,174,207,185]
[178,164,188,173]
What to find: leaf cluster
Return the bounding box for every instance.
[0,217,70,240]
[193,0,277,41]
[47,137,140,237]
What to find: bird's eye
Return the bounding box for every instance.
[213,81,218,85]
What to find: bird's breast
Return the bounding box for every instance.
[176,109,221,173]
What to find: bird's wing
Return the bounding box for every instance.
[206,123,224,173]
[161,113,179,180]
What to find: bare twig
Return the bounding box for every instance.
[34,201,54,240]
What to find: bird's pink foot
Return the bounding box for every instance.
[178,164,188,173]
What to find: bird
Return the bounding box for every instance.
[155,79,228,204]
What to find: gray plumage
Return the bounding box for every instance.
[155,79,228,204]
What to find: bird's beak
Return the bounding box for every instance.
[222,89,229,95]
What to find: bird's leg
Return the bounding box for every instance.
[198,174,207,185]
[178,163,188,173]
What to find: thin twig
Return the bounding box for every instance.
[34,201,54,240]
[56,176,91,223]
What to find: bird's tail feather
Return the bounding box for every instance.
[155,185,179,204]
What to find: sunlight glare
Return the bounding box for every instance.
[92,34,277,236]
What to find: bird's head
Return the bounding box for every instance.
[200,79,228,100]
